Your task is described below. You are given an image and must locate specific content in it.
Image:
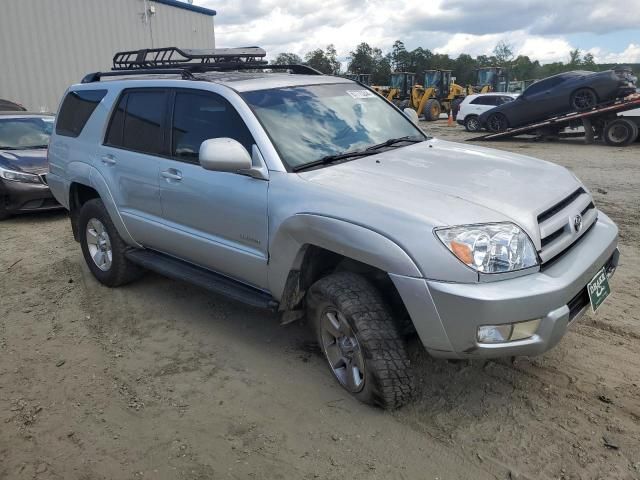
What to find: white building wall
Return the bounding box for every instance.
[0,0,215,111]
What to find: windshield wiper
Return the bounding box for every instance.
[365,136,424,151]
[292,149,377,172]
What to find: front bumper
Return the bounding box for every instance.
[0,178,62,213]
[391,213,619,359]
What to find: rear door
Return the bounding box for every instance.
[154,89,269,289]
[97,88,168,247]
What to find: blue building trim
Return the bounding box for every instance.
[151,0,216,16]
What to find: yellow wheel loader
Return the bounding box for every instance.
[473,67,510,93]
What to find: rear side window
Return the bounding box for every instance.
[471,96,497,106]
[171,90,254,162]
[56,89,107,137]
[105,89,167,155]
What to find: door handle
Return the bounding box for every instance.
[101,154,116,165]
[161,169,182,181]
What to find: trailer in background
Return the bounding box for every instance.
[470,95,640,147]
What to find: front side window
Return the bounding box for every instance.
[242,83,424,170]
[0,116,54,150]
[56,89,107,137]
[171,91,254,162]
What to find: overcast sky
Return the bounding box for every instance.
[197,0,640,65]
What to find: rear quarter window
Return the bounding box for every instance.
[55,90,107,137]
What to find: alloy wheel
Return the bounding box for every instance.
[85,218,112,271]
[320,308,366,393]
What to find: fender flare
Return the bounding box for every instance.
[86,166,140,247]
[268,213,422,301]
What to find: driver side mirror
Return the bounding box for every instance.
[199,138,252,173]
[403,108,419,124]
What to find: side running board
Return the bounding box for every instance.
[125,249,277,310]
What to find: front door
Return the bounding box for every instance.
[155,89,269,289]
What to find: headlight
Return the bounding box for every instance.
[0,165,42,184]
[435,222,538,273]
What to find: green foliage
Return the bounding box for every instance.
[304,45,341,75]
[272,53,303,65]
[276,40,638,86]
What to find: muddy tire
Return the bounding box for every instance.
[423,99,441,121]
[307,272,415,409]
[78,198,143,287]
[603,118,639,147]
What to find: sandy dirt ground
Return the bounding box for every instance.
[1,123,639,480]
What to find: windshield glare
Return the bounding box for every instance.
[0,117,54,149]
[242,83,424,169]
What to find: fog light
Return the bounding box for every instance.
[477,319,541,344]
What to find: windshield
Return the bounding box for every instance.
[477,69,496,86]
[0,116,54,150]
[424,71,440,87]
[242,83,424,170]
[390,75,405,89]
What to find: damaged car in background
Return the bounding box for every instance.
[480,69,637,132]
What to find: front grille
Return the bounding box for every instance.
[537,188,597,264]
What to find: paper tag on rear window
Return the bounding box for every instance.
[347,90,375,99]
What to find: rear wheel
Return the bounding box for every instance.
[464,115,481,132]
[78,198,143,287]
[603,118,639,146]
[487,113,509,132]
[307,272,415,409]
[571,88,598,111]
[423,99,441,121]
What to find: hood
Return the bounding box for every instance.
[0,148,48,174]
[298,138,581,245]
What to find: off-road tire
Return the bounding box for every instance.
[464,115,481,132]
[423,99,441,121]
[78,198,143,287]
[307,272,415,409]
[570,88,598,111]
[603,118,639,146]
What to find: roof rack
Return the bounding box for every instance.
[82,46,322,83]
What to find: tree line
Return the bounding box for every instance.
[273,41,636,86]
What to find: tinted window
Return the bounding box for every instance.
[105,93,127,147]
[471,96,497,105]
[122,90,167,155]
[171,91,254,161]
[56,90,107,137]
[524,77,565,96]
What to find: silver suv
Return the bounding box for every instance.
[48,48,619,408]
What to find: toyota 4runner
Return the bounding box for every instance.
[47,47,619,408]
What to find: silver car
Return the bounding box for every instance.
[47,68,619,409]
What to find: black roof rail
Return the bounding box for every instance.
[81,46,323,83]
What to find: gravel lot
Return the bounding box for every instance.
[1,123,639,480]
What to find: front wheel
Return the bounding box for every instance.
[486,113,509,132]
[423,99,441,121]
[464,115,481,132]
[307,272,415,409]
[78,198,143,287]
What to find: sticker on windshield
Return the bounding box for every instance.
[346,90,376,99]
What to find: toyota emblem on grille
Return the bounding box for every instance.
[573,214,583,232]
